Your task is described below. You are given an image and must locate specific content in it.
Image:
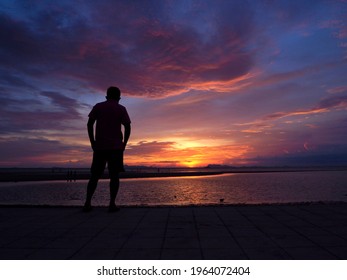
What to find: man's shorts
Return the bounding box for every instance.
[91,149,125,178]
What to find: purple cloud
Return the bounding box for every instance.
[263,95,347,121]
[0,137,89,167]
[0,91,84,133]
[0,1,256,98]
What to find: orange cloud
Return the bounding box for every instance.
[125,140,252,167]
[264,108,329,121]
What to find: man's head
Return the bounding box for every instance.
[106,86,121,100]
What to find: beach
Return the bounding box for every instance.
[1,203,347,260]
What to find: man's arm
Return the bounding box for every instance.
[87,118,96,150]
[123,123,131,151]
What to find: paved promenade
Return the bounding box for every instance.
[1,203,347,260]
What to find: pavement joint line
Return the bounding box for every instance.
[214,207,249,260]
[234,206,292,259]
[255,205,339,259]
[296,205,347,241]
[3,211,53,258]
[29,208,106,259]
[112,207,150,259]
[67,215,114,259]
[159,208,170,260]
[298,204,340,219]
[277,204,346,232]
[263,205,341,259]
[192,208,204,260]
[2,209,82,252]
[33,209,97,259]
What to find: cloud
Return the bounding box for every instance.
[0,137,89,167]
[0,91,84,133]
[39,91,84,118]
[0,1,256,98]
[125,140,252,167]
[263,95,347,121]
[248,152,347,167]
[327,85,347,94]
[316,95,347,110]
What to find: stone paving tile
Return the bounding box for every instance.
[284,246,338,260]
[281,219,314,228]
[305,234,347,247]
[163,237,200,249]
[0,248,34,260]
[203,248,248,260]
[166,227,198,237]
[198,227,231,237]
[258,226,298,237]
[220,219,254,227]
[122,237,164,249]
[115,248,161,260]
[0,226,42,238]
[137,220,167,229]
[228,226,267,238]
[270,234,317,248]
[294,226,331,236]
[199,236,240,249]
[161,248,202,260]
[44,236,91,249]
[325,226,347,236]
[0,235,19,247]
[63,227,105,238]
[324,246,347,259]
[28,248,77,260]
[28,227,70,238]
[71,247,119,260]
[5,236,54,249]
[82,235,127,249]
[243,246,292,260]
[132,227,166,238]
[234,235,279,249]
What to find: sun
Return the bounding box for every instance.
[183,159,203,168]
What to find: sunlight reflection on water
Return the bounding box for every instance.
[0,171,346,206]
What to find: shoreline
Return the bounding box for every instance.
[0,171,224,182]
[1,166,346,182]
[1,200,347,208]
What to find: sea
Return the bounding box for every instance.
[0,170,346,206]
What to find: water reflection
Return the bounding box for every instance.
[0,171,346,206]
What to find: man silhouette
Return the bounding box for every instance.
[83,86,131,212]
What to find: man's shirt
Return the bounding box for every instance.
[88,100,131,150]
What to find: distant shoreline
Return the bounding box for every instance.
[0,166,346,182]
[1,200,347,208]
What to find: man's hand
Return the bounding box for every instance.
[123,123,131,152]
[91,141,96,151]
[87,118,96,151]
[121,142,126,151]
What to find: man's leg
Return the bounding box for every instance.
[84,175,99,209]
[83,151,105,212]
[108,150,123,212]
[109,173,120,207]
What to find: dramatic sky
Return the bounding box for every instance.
[1,0,347,168]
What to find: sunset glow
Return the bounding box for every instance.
[1,0,347,168]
